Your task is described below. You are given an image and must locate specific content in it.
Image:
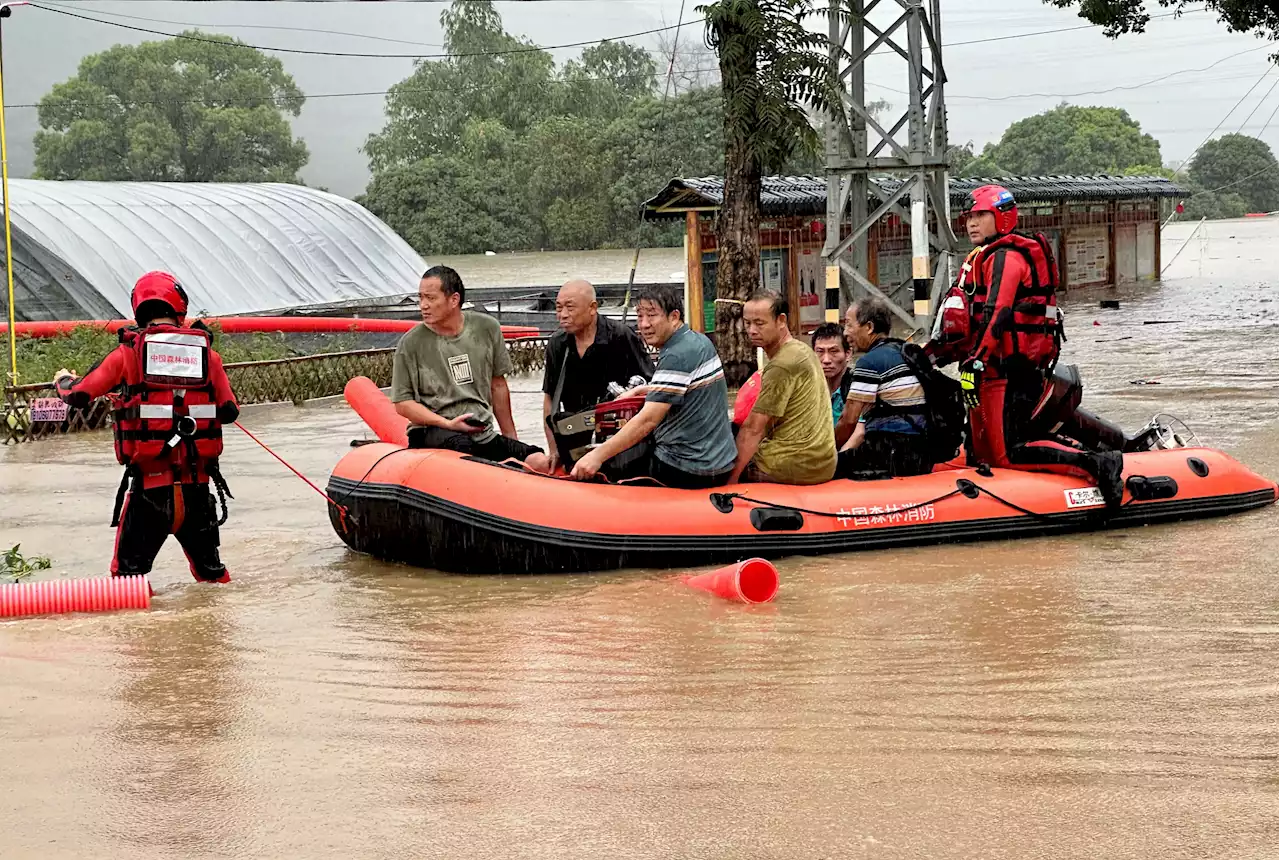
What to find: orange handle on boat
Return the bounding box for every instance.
[0,576,151,619]
[680,558,779,604]
[344,376,409,446]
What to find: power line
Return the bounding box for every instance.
[39,0,448,48]
[1235,78,1279,134]
[29,3,699,59]
[30,1,1223,61]
[1179,60,1278,164]
[1172,87,1279,207]
[943,43,1275,102]
[943,7,1205,47]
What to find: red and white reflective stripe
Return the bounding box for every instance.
[138,403,218,419]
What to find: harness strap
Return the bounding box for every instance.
[209,462,233,526]
[110,466,138,527]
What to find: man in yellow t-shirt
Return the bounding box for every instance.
[728,290,837,485]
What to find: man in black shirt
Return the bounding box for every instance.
[542,279,654,470]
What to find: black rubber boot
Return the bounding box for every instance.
[1094,451,1125,510]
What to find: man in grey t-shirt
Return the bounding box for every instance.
[568,284,735,488]
[392,265,550,471]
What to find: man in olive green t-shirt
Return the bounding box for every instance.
[392,265,550,472]
[729,291,837,485]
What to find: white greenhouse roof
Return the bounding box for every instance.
[3,180,427,318]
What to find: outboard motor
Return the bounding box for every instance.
[1031,364,1187,453]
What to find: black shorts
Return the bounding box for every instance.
[836,431,933,479]
[408,425,543,462]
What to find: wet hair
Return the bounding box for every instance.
[422,265,465,305]
[746,289,788,319]
[635,283,683,321]
[810,322,849,351]
[854,296,893,335]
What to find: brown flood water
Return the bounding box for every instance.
[1,218,1276,859]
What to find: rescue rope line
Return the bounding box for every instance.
[233,421,352,530]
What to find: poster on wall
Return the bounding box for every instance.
[796,246,824,329]
[876,238,912,299]
[1064,227,1109,287]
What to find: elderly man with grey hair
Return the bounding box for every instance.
[541,278,653,470]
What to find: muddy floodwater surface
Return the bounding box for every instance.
[1,218,1276,858]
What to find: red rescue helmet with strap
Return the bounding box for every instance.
[961,184,1018,236]
[131,271,190,324]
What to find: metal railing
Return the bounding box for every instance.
[1,337,551,444]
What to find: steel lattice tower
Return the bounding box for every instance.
[820,0,958,333]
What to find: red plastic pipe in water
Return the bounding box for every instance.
[0,575,152,619]
[0,317,541,340]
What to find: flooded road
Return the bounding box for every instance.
[1,217,1275,859]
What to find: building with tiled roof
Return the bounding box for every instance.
[642,174,1189,332]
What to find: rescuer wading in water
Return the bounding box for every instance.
[54,272,240,582]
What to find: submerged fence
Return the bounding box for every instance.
[2,337,551,445]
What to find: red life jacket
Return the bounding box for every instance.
[110,324,224,483]
[969,231,1064,370]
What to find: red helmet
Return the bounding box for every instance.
[961,184,1018,236]
[131,271,189,323]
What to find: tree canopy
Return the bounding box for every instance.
[1042,0,1276,43]
[1175,133,1279,219]
[34,31,309,183]
[360,0,726,255]
[962,104,1162,177]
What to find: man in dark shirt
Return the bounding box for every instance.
[541,279,654,470]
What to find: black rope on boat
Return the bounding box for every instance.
[332,446,416,524]
[710,477,1125,523]
[709,485,966,519]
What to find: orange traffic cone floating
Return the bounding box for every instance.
[681,558,778,604]
[0,575,152,620]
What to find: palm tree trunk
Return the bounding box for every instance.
[714,137,761,388]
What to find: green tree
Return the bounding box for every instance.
[554,41,658,122]
[359,119,538,254]
[1042,0,1276,42]
[1121,163,1179,178]
[1187,133,1279,213]
[599,86,727,247]
[363,0,555,171]
[697,0,840,385]
[521,115,616,250]
[33,31,308,182]
[1180,190,1249,220]
[977,103,1161,176]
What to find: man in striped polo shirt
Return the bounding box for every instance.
[569,284,736,488]
[834,296,934,478]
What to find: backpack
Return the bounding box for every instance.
[900,342,966,463]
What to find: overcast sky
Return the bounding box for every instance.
[4,0,1277,197]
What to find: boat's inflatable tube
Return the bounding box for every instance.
[344,376,408,446]
[329,390,1279,573]
[1,317,540,340]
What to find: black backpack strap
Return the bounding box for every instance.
[549,337,572,415]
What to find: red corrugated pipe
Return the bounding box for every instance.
[0,317,541,340]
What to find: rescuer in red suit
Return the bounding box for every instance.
[54,272,240,582]
[927,185,1124,509]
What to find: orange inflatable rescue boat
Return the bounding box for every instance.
[327,379,1278,574]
